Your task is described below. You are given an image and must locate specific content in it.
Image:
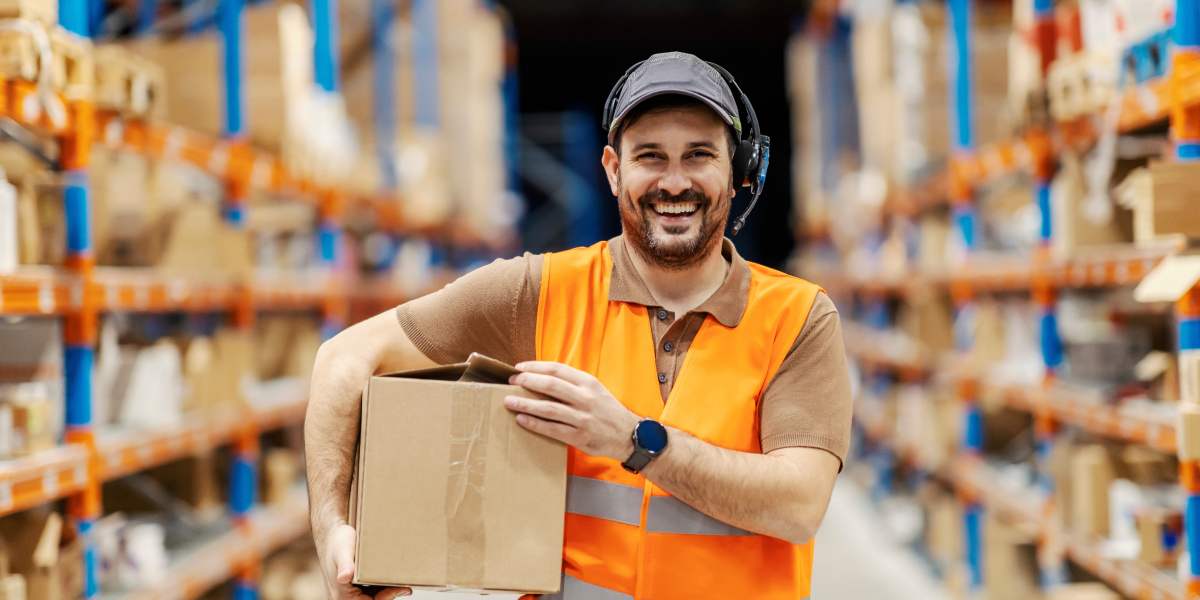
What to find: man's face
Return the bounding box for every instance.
[601,105,734,271]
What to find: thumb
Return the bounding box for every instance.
[333,540,356,584]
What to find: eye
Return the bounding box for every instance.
[637,152,664,161]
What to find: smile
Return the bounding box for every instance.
[651,203,699,216]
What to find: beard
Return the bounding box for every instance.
[618,183,731,271]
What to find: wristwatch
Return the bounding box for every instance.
[622,419,669,474]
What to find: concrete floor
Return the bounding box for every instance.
[408,477,952,600]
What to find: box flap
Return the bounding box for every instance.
[380,354,519,385]
[460,353,521,384]
[1133,255,1200,303]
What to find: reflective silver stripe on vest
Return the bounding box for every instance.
[645,495,755,536]
[566,476,754,536]
[565,475,642,526]
[539,573,634,600]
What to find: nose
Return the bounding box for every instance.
[656,159,692,197]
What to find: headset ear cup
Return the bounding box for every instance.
[732,140,755,188]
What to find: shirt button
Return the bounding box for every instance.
[657,310,668,320]
[658,373,667,383]
[663,342,674,352]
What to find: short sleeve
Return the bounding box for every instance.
[396,253,543,366]
[758,292,853,469]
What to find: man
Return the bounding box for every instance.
[306,52,852,600]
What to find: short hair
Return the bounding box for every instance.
[610,94,740,162]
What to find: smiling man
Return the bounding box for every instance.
[305,52,852,600]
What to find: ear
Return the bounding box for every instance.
[602,145,621,197]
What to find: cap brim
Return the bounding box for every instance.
[607,89,738,144]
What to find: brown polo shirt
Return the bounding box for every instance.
[396,235,852,466]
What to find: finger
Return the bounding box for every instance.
[516,413,578,444]
[510,372,585,405]
[504,396,585,427]
[515,361,596,386]
[372,587,414,599]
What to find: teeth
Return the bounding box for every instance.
[652,203,698,215]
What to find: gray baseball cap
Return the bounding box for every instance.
[606,52,741,144]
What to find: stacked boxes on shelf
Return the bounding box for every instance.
[796,0,1200,598]
[0,0,518,598]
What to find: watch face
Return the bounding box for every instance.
[635,420,669,454]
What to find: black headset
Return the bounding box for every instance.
[602,60,770,235]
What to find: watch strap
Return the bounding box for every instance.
[622,448,653,474]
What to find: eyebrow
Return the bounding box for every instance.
[629,141,721,153]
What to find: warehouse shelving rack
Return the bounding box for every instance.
[821,0,1200,597]
[0,0,494,597]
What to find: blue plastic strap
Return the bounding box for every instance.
[1175,0,1200,50]
[1181,319,1200,351]
[312,0,338,93]
[230,456,257,514]
[78,520,98,599]
[222,203,245,227]
[948,0,976,153]
[372,0,397,189]
[1037,182,1052,242]
[1188,495,1200,576]
[1033,0,1054,18]
[319,224,338,265]
[64,346,93,427]
[953,205,977,250]
[411,0,440,127]
[1178,142,1200,162]
[963,405,983,452]
[59,0,89,36]
[1040,311,1064,367]
[64,174,91,254]
[219,0,246,137]
[964,503,983,589]
[234,581,259,600]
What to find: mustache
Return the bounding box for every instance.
[634,187,712,208]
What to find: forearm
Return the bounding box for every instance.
[305,309,435,547]
[641,428,837,545]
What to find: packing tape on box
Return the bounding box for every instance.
[445,385,490,587]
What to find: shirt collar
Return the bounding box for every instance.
[607,234,751,328]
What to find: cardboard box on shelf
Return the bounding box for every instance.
[93,45,165,120]
[983,511,1042,600]
[262,448,299,505]
[1070,445,1114,537]
[0,510,83,600]
[1047,582,1120,600]
[0,0,55,25]
[0,27,93,101]
[1051,152,1134,261]
[137,1,303,155]
[1178,404,1200,461]
[15,174,64,267]
[350,353,567,594]
[1141,161,1200,241]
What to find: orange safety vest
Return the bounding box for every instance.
[526,241,822,600]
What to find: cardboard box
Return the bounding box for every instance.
[1179,404,1200,461]
[1146,161,1200,240]
[350,353,566,594]
[1070,445,1114,537]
